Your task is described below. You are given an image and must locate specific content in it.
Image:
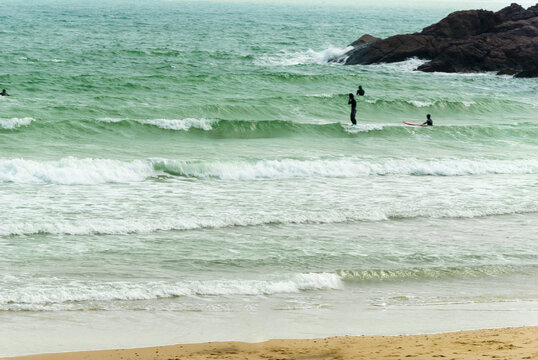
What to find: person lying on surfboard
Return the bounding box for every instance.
[423,114,433,126]
[1,89,9,96]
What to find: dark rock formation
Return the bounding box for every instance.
[496,69,519,75]
[340,3,538,77]
[350,34,381,47]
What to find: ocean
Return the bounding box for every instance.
[1,0,537,356]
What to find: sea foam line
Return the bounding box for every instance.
[2,157,538,184]
[1,265,527,311]
[154,158,538,180]
[0,273,342,307]
[96,117,213,131]
[2,204,537,237]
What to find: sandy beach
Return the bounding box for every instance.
[4,327,537,360]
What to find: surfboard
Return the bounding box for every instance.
[403,121,432,127]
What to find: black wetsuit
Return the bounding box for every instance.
[423,119,433,126]
[348,98,357,125]
[0,91,8,97]
[357,88,365,96]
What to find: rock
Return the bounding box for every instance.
[340,3,538,77]
[514,69,538,77]
[350,34,381,47]
[496,69,519,75]
[421,9,501,38]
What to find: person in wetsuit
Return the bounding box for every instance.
[1,89,9,96]
[423,114,433,126]
[348,93,357,125]
[356,85,365,96]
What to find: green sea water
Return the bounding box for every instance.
[1,0,537,355]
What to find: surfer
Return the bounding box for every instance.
[348,93,357,125]
[423,114,433,126]
[1,89,9,96]
[356,85,365,96]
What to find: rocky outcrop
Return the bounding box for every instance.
[340,3,538,77]
[350,34,381,47]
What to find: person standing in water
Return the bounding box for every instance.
[356,85,365,96]
[1,89,9,96]
[348,93,357,125]
[423,114,433,126]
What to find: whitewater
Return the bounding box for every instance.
[0,0,537,356]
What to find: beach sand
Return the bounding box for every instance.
[4,326,537,360]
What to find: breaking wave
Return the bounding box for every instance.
[97,117,213,131]
[2,265,530,311]
[0,273,342,311]
[0,117,35,130]
[0,157,154,184]
[2,157,538,184]
[255,45,353,66]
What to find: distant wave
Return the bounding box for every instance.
[255,45,353,66]
[85,118,538,141]
[2,157,538,185]
[97,117,213,131]
[0,117,35,130]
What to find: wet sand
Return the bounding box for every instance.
[4,326,537,360]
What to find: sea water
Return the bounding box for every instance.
[0,0,537,356]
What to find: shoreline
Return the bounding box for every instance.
[3,326,537,360]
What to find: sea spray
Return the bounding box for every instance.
[0,117,35,130]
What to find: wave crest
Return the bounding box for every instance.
[0,273,342,310]
[256,45,353,66]
[97,117,213,131]
[0,117,35,130]
[2,157,538,185]
[155,158,538,180]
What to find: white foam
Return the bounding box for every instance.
[96,117,126,123]
[96,117,213,131]
[0,117,34,130]
[256,45,353,66]
[462,101,476,107]
[407,100,434,107]
[369,57,428,72]
[2,157,538,185]
[0,157,154,184]
[0,210,389,237]
[3,201,537,237]
[140,118,213,131]
[343,123,386,133]
[0,273,342,310]
[157,158,538,180]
